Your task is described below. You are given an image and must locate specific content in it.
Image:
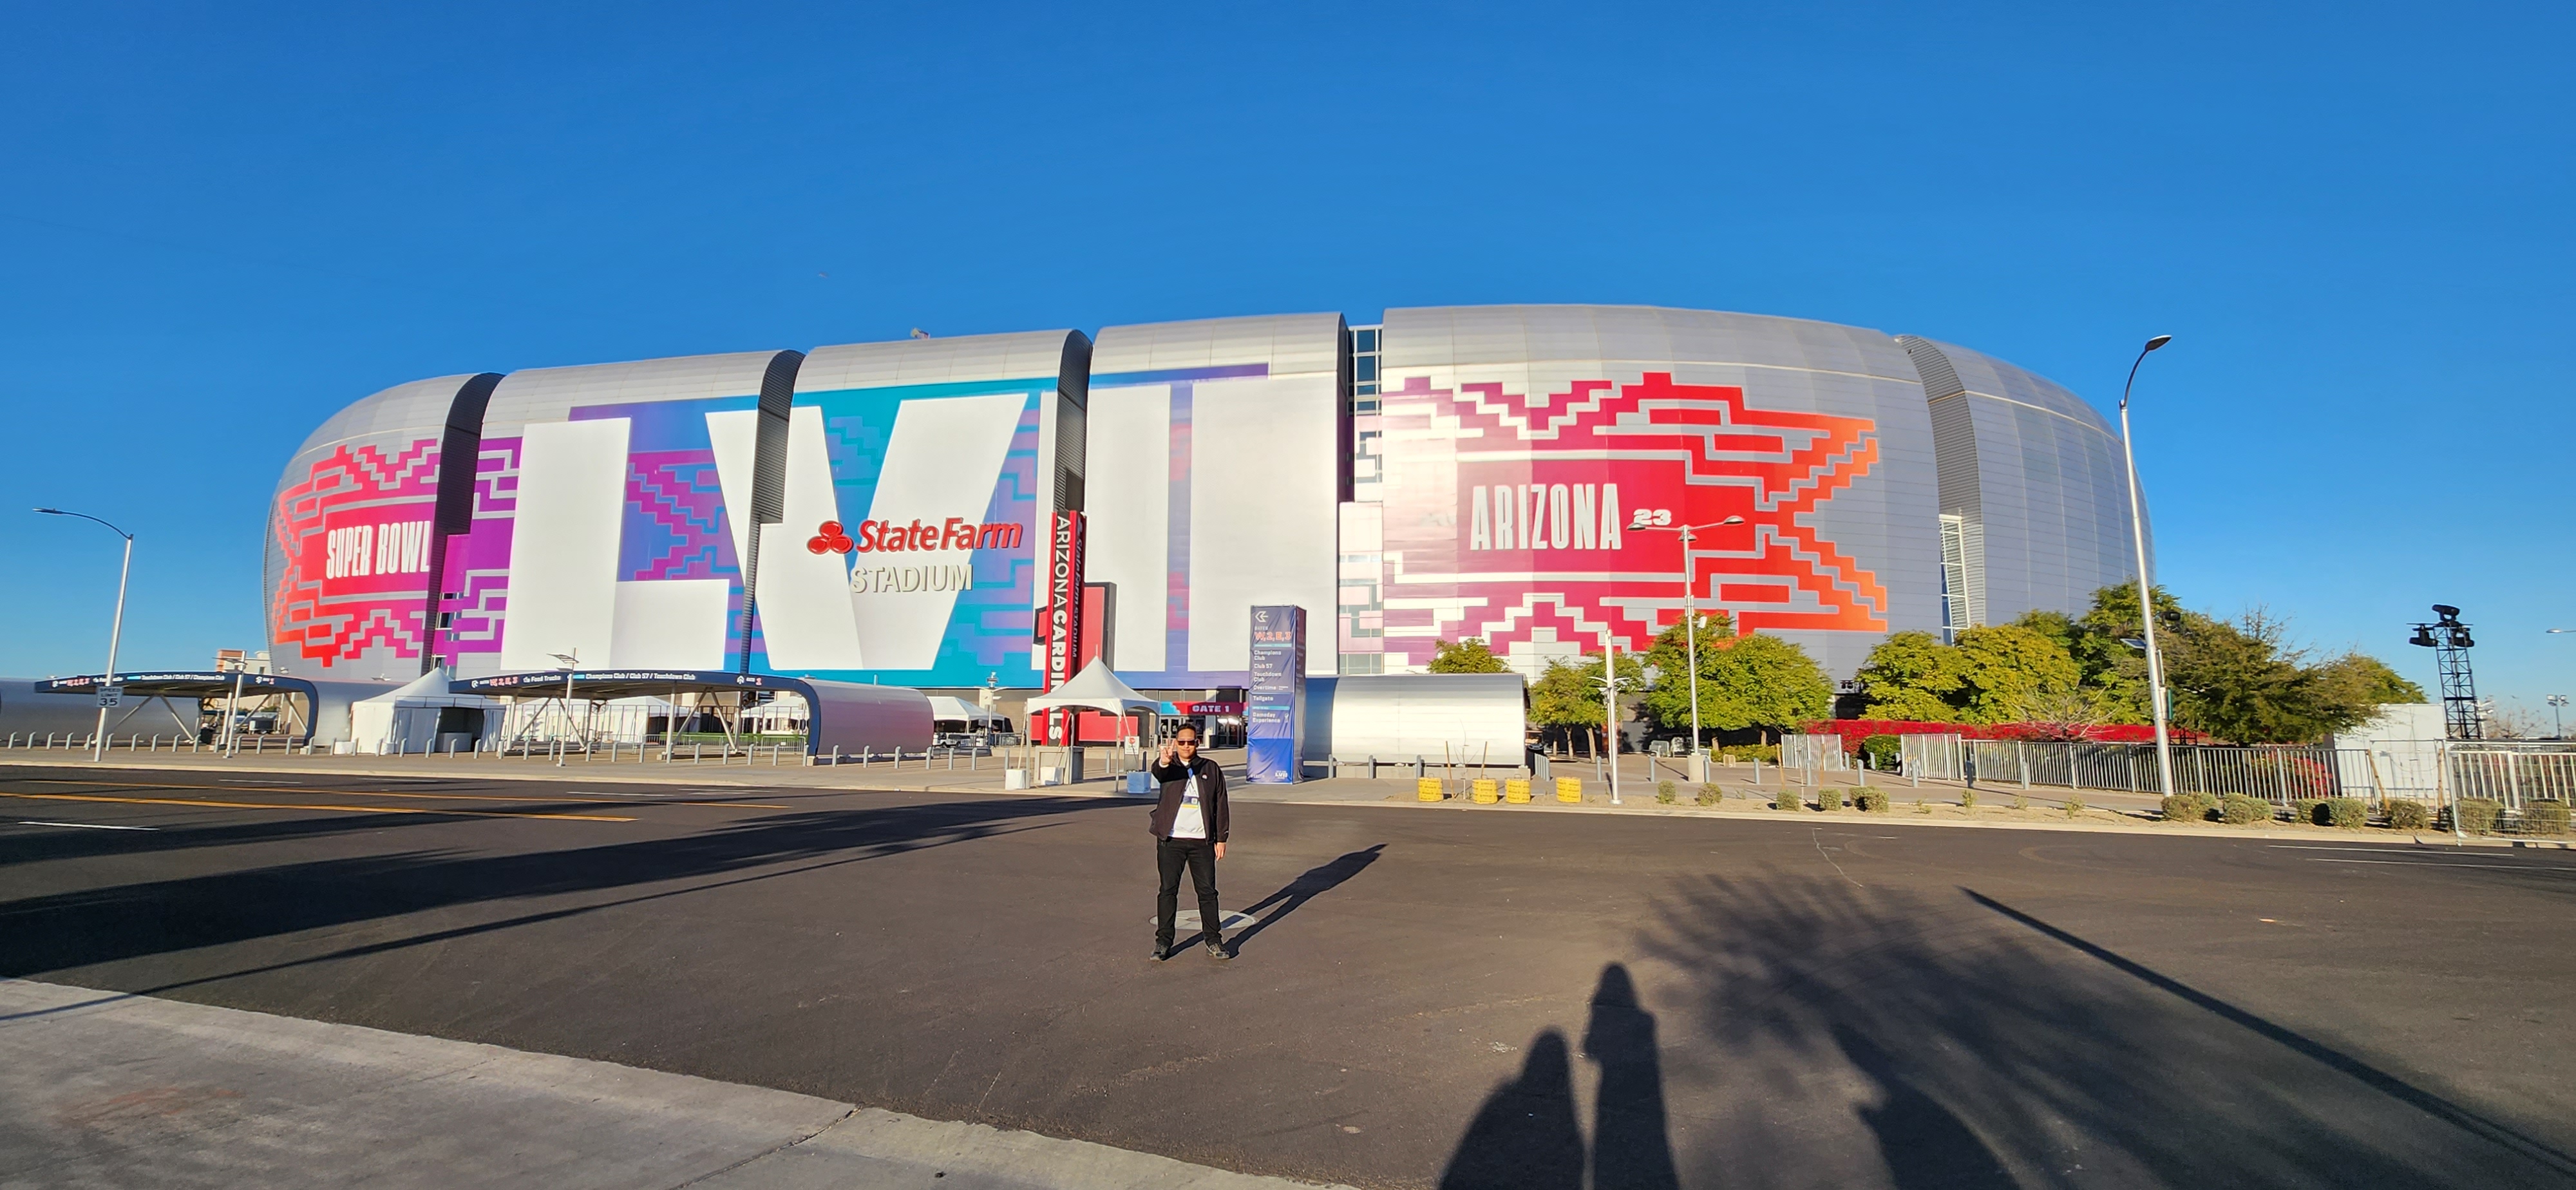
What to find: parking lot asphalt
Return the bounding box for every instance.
[3,762,2572,1188]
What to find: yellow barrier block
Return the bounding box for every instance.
[1417,777,1444,802]
[1471,778,1499,804]
[1555,777,1583,804]
[1503,779,1531,804]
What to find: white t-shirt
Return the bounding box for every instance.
[1170,766,1208,840]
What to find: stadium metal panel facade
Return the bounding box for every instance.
[263,305,2145,693]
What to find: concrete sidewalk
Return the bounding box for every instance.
[0,979,1345,1189]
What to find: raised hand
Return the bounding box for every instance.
[1157,741,1178,766]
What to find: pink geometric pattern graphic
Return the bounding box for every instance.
[1377,372,1883,668]
[270,438,441,666]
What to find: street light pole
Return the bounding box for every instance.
[1604,638,1622,805]
[36,508,133,762]
[549,651,580,767]
[1646,516,1746,763]
[2117,336,2176,803]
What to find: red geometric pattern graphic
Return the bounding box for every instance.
[269,439,441,666]
[1376,372,1882,666]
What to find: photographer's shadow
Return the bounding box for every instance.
[1439,963,1680,1190]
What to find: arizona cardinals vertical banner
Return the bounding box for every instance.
[1041,509,1086,744]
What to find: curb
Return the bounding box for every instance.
[8,756,2570,850]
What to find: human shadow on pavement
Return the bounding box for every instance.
[1583,964,1681,1190]
[1438,964,1681,1190]
[1223,844,1383,955]
[0,795,1121,984]
[1639,875,2576,1188]
[1437,1029,1584,1190]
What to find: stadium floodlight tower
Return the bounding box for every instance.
[2407,605,2481,741]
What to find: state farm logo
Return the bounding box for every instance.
[807,517,1023,555]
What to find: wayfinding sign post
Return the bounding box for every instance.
[1246,605,1305,784]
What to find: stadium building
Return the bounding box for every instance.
[265,305,2145,710]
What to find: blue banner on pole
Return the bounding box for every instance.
[1246,605,1305,784]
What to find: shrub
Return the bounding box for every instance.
[1816,787,1844,811]
[2064,795,2085,818]
[1859,734,1901,771]
[2385,800,2432,831]
[2289,797,2327,826]
[1960,789,1978,810]
[2161,792,2216,824]
[2219,794,2269,826]
[2452,798,2503,835]
[1696,782,1721,807]
[1915,797,1930,814]
[1774,788,1804,811]
[1723,744,1781,764]
[2325,797,2367,829]
[2011,794,2029,811]
[1656,780,1677,805]
[2519,798,2571,836]
[1855,787,1889,813]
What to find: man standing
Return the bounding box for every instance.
[1149,723,1232,962]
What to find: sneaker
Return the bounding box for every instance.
[1150,945,1170,962]
[1204,941,1231,961]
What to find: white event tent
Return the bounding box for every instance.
[350,666,505,754]
[1022,661,1162,744]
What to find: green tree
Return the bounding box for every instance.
[1696,634,1832,742]
[1640,611,1736,743]
[1855,630,1967,721]
[1953,625,2081,722]
[1429,637,1512,674]
[2310,652,2427,708]
[1530,652,1645,755]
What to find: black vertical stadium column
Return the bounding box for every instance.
[737,350,806,674]
[1336,316,1355,504]
[421,372,504,675]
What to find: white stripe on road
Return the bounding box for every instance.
[2304,857,2567,870]
[17,820,158,831]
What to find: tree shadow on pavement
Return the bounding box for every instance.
[1638,875,2576,1188]
[0,795,1119,985]
[1441,963,1681,1190]
[1224,844,1383,956]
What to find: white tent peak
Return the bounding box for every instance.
[1023,661,1160,715]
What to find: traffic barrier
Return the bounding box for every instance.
[1417,777,1444,802]
[1471,778,1499,804]
[1504,778,1531,804]
[1556,777,1582,804]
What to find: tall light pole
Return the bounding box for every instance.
[2117,336,2176,802]
[549,651,580,766]
[1640,516,1747,762]
[37,508,134,762]
[2548,695,2568,740]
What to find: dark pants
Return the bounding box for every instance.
[1155,837,1222,950]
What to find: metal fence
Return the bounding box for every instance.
[1892,734,2576,808]
[1779,733,1849,773]
[1900,734,1964,780]
[2444,748,2576,810]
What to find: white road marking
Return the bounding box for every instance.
[2304,857,2567,870]
[18,820,157,831]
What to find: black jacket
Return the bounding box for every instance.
[1146,755,1230,842]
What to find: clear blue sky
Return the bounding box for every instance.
[5,3,2570,722]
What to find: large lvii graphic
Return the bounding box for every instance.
[1378,372,1884,665]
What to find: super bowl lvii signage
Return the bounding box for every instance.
[1246,605,1305,784]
